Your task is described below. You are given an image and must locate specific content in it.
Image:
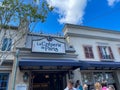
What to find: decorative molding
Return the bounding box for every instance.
[63,24,120,34]
[65,33,120,41]
[96,42,109,46]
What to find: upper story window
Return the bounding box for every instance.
[83,46,94,58]
[98,46,114,59]
[1,38,12,51]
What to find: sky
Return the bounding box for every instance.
[24,0,120,34]
[1,0,120,34]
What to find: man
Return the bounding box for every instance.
[64,80,77,90]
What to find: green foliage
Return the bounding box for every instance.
[0,0,52,28]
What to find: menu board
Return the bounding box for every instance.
[16,84,27,90]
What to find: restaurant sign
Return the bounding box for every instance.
[32,37,65,53]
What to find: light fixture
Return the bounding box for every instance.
[45,75,49,78]
[23,72,29,82]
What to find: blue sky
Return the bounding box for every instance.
[33,0,120,34]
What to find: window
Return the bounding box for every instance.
[98,46,114,59]
[1,38,12,51]
[82,72,93,84]
[83,46,94,58]
[93,72,115,83]
[82,72,116,90]
[0,73,9,90]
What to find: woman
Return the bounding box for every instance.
[108,85,115,90]
[75,80,83,90]
[83,84,88,90]
[94,82,102,90]
[102,83,108,90]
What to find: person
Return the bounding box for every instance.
[94,82,102,90]
[75,80,83,90]
[108,85,115,90]
[64,80,77,90]
[83,84,88,90]
[102,83,108,90]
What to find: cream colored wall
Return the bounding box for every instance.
[64,26,120,87]
[0,28,27,62]
[7,68,29,90]
[64,27,120,62]
[16,68,29,90]
[69,36,120,62]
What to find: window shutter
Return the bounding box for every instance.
[108,47,114,59]
[97,46,102,59]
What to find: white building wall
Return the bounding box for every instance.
[63,24,120,88]
[69,36,120,62]
[0,28,27,61]
[64,26,120,62]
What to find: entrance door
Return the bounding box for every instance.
[30,71,66,90]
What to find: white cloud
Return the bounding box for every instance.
[47,0,87,24]
[107,0,120,6]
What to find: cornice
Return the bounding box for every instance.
[65,32,120,41]
[63,23,120,34]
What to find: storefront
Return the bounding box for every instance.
[80,61,120,90]
[19,59,82,90]
[15,34,82,90]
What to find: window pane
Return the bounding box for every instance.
[2,75,8,80]
[1,82,7,87]
[85,53,89,58]
[1,38,8,51]
[7,39,12,51]
[90,53,94,58]
[1,38,12,51]
[84,47,88,51]
[89,47,92,51]
[105,73,115,83]
[0,74,9,90]
[98,46,114,59]
[82,72,93,84]
[84,46,94,58]
[94,72,104,82]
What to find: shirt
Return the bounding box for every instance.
[102,87,108,90]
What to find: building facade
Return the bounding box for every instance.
[0,26,28,90]
[63,24,120,90]
[0,24,120,90]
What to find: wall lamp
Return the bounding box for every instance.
[23,72,29,82]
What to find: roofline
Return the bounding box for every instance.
[28,32,65,39]
[63,23,120,34]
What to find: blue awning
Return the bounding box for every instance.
[80,61,120,70]
[19,59,82,70]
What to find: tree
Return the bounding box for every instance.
[0,0,53,63]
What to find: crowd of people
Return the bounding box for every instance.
[64,80,115,90]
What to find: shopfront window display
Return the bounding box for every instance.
[82,72,116,90]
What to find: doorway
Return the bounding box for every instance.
[30,71,66,90]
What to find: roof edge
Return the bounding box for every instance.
[63,23,120,34]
